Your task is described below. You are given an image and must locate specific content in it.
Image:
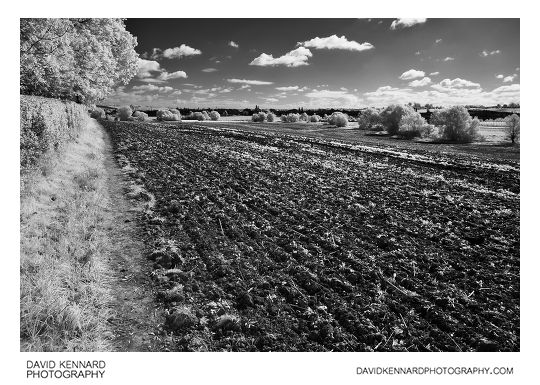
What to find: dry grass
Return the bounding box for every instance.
[20,118,113,351]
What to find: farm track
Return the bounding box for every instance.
[103,121,519,352]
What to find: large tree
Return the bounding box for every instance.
[20,18,139,104]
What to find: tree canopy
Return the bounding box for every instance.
[21,18,139,104]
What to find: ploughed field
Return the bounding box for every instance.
[103,121,519,352]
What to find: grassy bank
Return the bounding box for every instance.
[20,118,113,351]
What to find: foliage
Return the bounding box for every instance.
[20,18,138,103]
[379,104,415,135]
[300,112,309,122]
[20,95,88,170]
[209,111,220,121]
[132,111,149,122]
[309,115,321,123]
[327,112,348,127]
[504,114,520,144]
[281,113,300,123]
[90,107,105,119]
[202,111,210,120]
[117,106,132,121]
[398,111,433,139]
[191,112,205,121]
[157,109,181,121]
[357,108,381,130]
[431,106,479,143]
[252,112,267,122]
[267,112,276,122]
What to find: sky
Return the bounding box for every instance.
[103,18,520,109]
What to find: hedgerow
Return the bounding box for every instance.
[20,95,88,171]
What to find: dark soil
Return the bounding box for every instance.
[102,120,519,352]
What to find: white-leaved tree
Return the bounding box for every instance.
[20,18,139,104]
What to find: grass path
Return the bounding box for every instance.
[20,118,161,351]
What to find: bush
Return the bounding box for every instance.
[357,108,381,130]
[504,114,520,144]
[202,111,210,120]
[267,112,276,122]
[132,111,149,122]
[379,104,415,134]
[431,105,479,143]
[252,112,267,122]
[300,112,309,122]
[209,111,220,121]
[20,95,88,170]
[90,107,105,119]
[281,113,300,123]
[398,111,433,139]
[117,105,132,121]
[156,109,181,121]
[309,115,321,123]
[328,112,348,127]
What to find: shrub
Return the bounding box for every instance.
[132,111,149,121]
[300,112,309,122]
[201,111,210,120]
[431,105,479,143]
[192,112,205,121]
[252,112,267,122]
[328,112,348,127]
[398,111,433,139]
[309,115,321,123]
[281,113,300,123]
[267,112,276,122]
[504,114,520,143]
[20,95,87,170]
[379,104,415,134]
[90,107,105,119]
[357,108,381,130]
[117,105,132,121]
[209,111,220,121]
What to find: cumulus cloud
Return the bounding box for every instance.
[390,18,427,30]
[299,35,374,52]
[158,70,188,81]
[409,77,432,87]
[503,74,517,83]
[442,57,455,62]
[435,38,443,44]
[415,51,421,55]
[432,78,481,91]
[249,47,313,67]
[229,41,239,48]
[496,74,504,79]
[132,84,174,94]
[202,68,218,72]
[429,72,440,76]
[161,44,202,59]
[227,78,274,85]
[399,69,425,80]
[480,49,501,57]
[137,59,162,78]
[264,97,279,103]
[276,86,300,91]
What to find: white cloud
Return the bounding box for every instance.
[390,18,427,30]
[249,47,313,67]
[432,78,481,91]
[409,77,432,87]
[435,38,443,44]
[132,84,174,94]
[202,68,218,73]
[503,74,517,83]
[305,89,361,107]
[229,41,239,48]
[442,57,455,62]
[415,51,421,55]
[299,35,374,52]
[480,49,501,57]
[496,74,504,79]
[161,44,202,59]
[227,78,274,85]
[158,70,188,80]
[429,72,440,76]
[276,86,300,91]
[264,97,279,103]
[137,59,161,78]
[399,69,425,80]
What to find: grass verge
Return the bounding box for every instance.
[20,118,112,351]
